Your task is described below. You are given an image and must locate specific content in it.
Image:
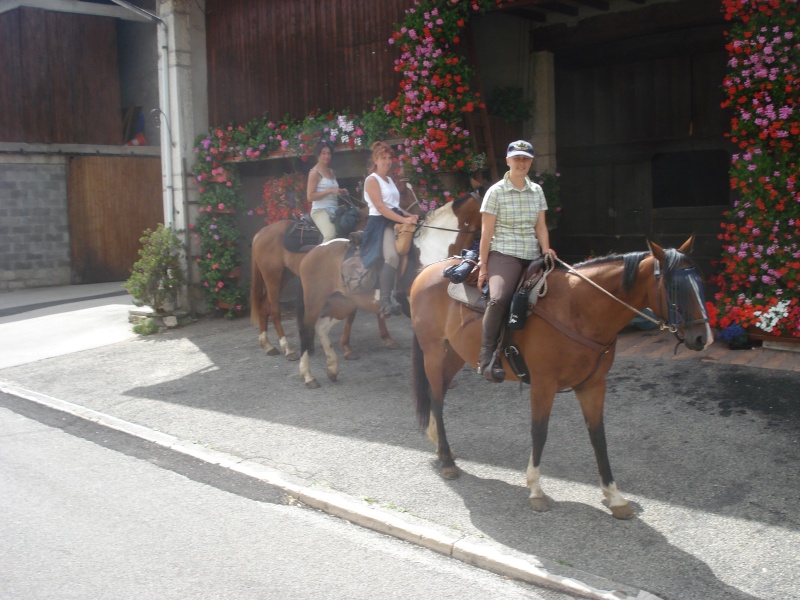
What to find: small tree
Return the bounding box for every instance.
[124,224,185,314]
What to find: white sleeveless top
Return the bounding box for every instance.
[364,173,400,216]
[311,168,339,210]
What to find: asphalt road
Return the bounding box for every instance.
[1,406,573,600]
[1,289,798,599]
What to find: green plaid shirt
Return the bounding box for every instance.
[480,172,548,260]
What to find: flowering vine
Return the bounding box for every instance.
[386,0,514,207]
[709,0,800,338]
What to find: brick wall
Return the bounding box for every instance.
[0,159,71,291]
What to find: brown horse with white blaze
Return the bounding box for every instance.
[409,236,712,519]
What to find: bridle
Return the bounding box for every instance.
[553,252,708,336]
[653,256,710,338]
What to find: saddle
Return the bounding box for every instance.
[341,244,378,295]
[445,256,550,384]
[283,215,323,252]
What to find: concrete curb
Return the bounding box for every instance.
[1,380,661,600]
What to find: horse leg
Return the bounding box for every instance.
[574,381,634,520]
[526,388,556,512]
[419,341,462,479]
[377,313,401,350]
[267,275,299,361]
[316,315,341,382]
[340,311,360,360]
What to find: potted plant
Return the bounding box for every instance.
[124,224,185,315]
[486,86,534,124]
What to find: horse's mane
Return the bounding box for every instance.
[571,247,695,291]
[423,200,456,227]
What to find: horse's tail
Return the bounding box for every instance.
[295,283,315,356]
[411,333,431,429]
[249,254,265,327]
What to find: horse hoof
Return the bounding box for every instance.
[305,379,321,389]
[529,497,550,512]
[441,465,460,480]
[345,352,360,361]
[327,372,338,382]
[610,503,635,520]
[266,348,280,356]
[286,352,299,361]
[386,340,401,350]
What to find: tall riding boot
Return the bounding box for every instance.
[478,302,506,383]
[378,264,400,318]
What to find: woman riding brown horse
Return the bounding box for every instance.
[250,185,421,361]
[409,236,712,519]
[296,192,483,389]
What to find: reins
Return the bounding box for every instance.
[551,256,678,333]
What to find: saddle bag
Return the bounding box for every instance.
[335,205,363,239]
[394,222,416,256]
[284,216,323,252]
[443,249,479,284]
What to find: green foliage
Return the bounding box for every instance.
[359,98,403,146]
[124,224,185,314]
[487,87,533,124]
[133,318,160,336]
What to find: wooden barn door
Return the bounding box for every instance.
[68,156,162,283]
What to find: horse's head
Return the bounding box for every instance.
[646,236,712,351]
[448,191,483,256]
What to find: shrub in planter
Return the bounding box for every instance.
[124,224,185,314]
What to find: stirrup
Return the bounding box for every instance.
[480,352,505,383]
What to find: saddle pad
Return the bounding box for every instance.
[447,282,487,313]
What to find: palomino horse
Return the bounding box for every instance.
[409,236,712,519]
[250,189,418,361]
[296,192,483,389]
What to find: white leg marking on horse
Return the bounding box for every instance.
[602,481,628,507]
[259,331,276,353]
[278,336,293,356]
[426,414,438,446]
[316,317,340,379]
[299,352,315,385]
[526,452,545,500]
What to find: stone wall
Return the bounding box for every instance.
[0,158,71,291]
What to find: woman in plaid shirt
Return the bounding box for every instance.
[477,140,557,382]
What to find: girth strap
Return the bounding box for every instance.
[530,305,615,354]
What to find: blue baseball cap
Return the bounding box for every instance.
[506,140,534,159]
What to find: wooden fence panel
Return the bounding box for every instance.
[206,0,407,125]
[0,7,121,145]
[68,156,162,283]
[0,11,25,141]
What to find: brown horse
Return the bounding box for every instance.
[250,189,419,361]
[409,236,712,519]
[296,192,483,389]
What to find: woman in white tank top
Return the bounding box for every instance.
[361,141,419,317]
[307,141,345,242]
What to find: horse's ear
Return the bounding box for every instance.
[647,239,666,266]
[678,234,695,255]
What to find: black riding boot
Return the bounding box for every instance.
[478,302,506,383]
[378,264,400,318]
